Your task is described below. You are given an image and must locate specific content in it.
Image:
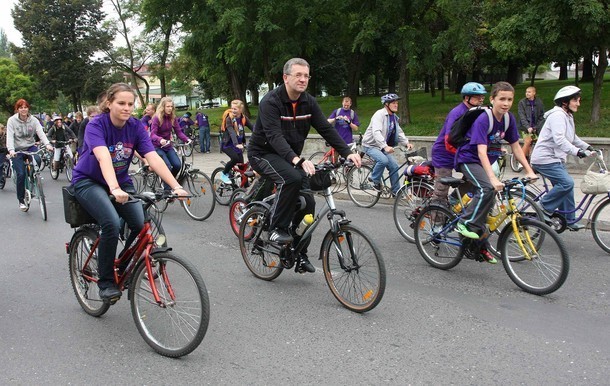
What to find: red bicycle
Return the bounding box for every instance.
[211,162,256,205]
[65,190,210,357]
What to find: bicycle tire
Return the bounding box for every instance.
[346,165,380,208]
[500,218,569,295]
[36,175,47,221]
[131,156,140,165]
[183,141,194,157]
[414,205,463,270]
[65,156,74,182]
[393,180,434,243]
[68,227,110,317]
[238,206,283,280]
[591,198,610,254]
[510,153,524,172]
[229,198,248,237]
[181,171,215,220]
[321,224,386,313]
[230,188,247,204]
[308,151,328,165]
[130,251,209,357]
[211,167,235,206]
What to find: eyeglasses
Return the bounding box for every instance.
[287,73,311,80]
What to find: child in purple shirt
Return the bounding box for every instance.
[327,96,360,145]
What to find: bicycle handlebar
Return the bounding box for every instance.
[11,148,47,157]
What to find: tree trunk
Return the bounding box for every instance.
[439,69,445,102]
[574,57,579,86]
[530,64,539,86]
[582,54,594,82]
[505,62,521,86]
[346,52,363,109]
[159,25,172,97]
[250,88,259,106]
[398,51,411,125]
[590,47,608,124]
[558,61,568,80]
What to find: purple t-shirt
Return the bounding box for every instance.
[72,113,155,187]
[456,111,519,166]
[328,108,360,144]
[431,102,469,169]
[196,112,210,128]
[141,115,152,130]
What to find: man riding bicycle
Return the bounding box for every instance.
[247,57,361,273]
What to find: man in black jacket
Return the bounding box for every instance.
[248,57,361,273]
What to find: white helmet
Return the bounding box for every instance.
[554,86,581,106]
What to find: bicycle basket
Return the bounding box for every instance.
[309,170,333,191]
[62,186,96,227]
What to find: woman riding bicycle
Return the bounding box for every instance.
[71,83,188,302]
[47,114,77,172]
[219,99,253,183]
[6,99,53,211]
[150,97,191,191]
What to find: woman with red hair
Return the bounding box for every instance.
[6,99,53,211]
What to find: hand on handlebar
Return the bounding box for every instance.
[46,144,54,152]
[173,187,189,201]
[301,159,316,175]
[112,188,130,204]
[384,146,394,154]
[346,153,361,168]
[491,176,505,192]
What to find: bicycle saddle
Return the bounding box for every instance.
[439,177,465,187]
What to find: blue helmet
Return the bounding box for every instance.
[460,82,487,96]
[381,93,401,105]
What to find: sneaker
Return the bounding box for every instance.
[367,177,382,191]
[99,286,122,303]
[456,223,480,239]
[220,172,232,184]
[479,249,498,264]
[567,222,586,231]
[19,201,28,212]
[268,228,293,244]
[541,209,554,223]
[297,254,316,273]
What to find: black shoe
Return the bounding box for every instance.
[367,177,382,191]
[567,222,586,231]
[269,228,293,244]
[297,255,315,273]
[99,286,121,303]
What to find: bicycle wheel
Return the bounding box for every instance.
[321,224,386,313]
[591,198,610,254]
[510,153,524,172]
[65,156,74,182]
[181,171,215,221]
[239,206,283,280]
[500,218,569,295]
[230,188,247,204]
[393,180,433,243]
[68,227,110,317]
[130,252,209,357]
[229,198,248,237]
[346,165,380,208]
[414,205,463,270]
[35,175,47,221]
[308,151,327,165]
[183,141,194,157]
[211,167,235,206]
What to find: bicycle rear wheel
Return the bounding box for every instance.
[510,153,524,172]
[321,224,386,313]
[68,227,110,317]
[181,171,215,220]
[211,167,236,205]
[130,252,209,357]
[238,206,283,280]
[500,218,569,295]
[346,165,380,208]
[229,198,248,237]
[308,151,328,165]
[35,175,47,221]
[414,205,463,270]
[393,180,433,243]
[591,198,610,254]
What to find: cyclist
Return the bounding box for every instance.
[530,85,595,231]
[47,114,77,172]
[455,81,536,263]
[517,86,545,159]
[247,57,361,273]
[179,111,195,137]
[140,103,156,134]
[150,97,191,191]
[219,99,253,183]
[362,93,413,196]
[0,123,7,189]
[6,99,54,211]
[71,83,188,302]
[430,82,487,206]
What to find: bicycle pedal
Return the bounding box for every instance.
[103,295,121,305]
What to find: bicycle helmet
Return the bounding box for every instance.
[460,82,487,96]
[381,93,401,105]
[554,85,581,106]
[52,115,62,122]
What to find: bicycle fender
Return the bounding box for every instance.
[151,247,173,255]
[318,229,335,261]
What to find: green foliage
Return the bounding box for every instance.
[0,29,10,58]
[0,58,37,114]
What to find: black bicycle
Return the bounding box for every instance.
[50,140,75,181]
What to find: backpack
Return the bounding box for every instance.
[220,108,247,132]
[444,106,509,154]
[335,108,355,121]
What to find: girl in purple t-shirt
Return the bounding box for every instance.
[71,83,188,303]
[455,82,536,263]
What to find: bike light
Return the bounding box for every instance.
[155,234,167,247]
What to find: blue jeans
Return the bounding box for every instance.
[363,147,400,194]
[12,145,41,203]
[199,126,211,152]
[532,162,576,221]
[73,178,144,289]
[155,147,181,189]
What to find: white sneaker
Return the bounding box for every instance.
[19,202,28,212]
[220,172,231,184]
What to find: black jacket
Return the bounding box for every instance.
[248,84,350,162]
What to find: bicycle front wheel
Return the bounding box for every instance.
[65,156,74,182]
[346,165,380,208]
[35,175,47,221]
[591,198,610,254]
[130,252,209,357]
[393,180,433,243]
[68,227,110,317]
[500,218,569,295]
[181,171,215,221]
[321,224,385,313]
[230,198,248,237]
[239,206,283,280]
[414,205,463,270]
[211,167,235,206]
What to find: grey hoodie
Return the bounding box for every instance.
[6,113,50,152]
[530,106,589,165]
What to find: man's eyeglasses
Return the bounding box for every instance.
[287,73,311,80]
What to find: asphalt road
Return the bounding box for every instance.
[1,169,609,385]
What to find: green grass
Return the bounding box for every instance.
[191,78,610,137]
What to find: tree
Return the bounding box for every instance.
[0,58,37,114]
[12,0,112,111]
[0,29,10,58]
